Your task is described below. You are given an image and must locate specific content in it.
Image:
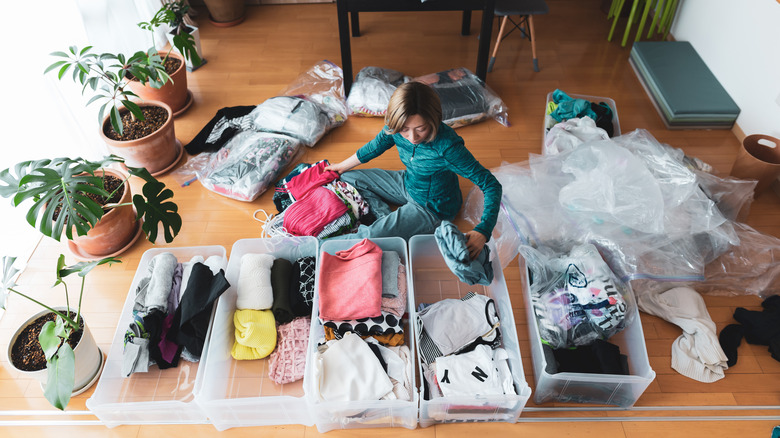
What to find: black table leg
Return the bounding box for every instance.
[351,11,361,37]
[475,0,495,82]
[461,10,471,35]
[337,0,354,94]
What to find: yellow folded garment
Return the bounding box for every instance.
[232,309,277,360]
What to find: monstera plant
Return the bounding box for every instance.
[0,155,181,256]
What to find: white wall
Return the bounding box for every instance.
[671,0,780,138]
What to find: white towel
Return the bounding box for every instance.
[237,253,275,310]
[637,286,728,383]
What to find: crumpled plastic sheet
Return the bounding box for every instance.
[463,129,768,294]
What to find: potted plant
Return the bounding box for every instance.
[202,0,246,27]
[0,155,182,258]
[133,2,202,116]
[141,0,205,72]
[46,46,182,174]
[2,254,119,410]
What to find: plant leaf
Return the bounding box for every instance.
[44,343,75,410]
[0,256,19,310]
[38,320,61,362]
[134,181,181,244]
[58,256,120,279]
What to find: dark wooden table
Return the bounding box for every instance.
[336,0,496,94]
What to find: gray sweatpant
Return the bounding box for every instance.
[329,168,444,241]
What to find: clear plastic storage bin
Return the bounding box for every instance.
[409,235,531,427]
[304,237,418,433]
[196,237,318,430]
[518,255,655,407]
[86,246,227,427]
[544,91,621,142]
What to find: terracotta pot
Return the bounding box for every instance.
[203,0,246,26]
[69,168,138,258]
[7,308,103,395]
[127,52,190,115]
[101,101,179,176]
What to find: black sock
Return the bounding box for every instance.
[719,324,744,367]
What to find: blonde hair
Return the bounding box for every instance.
[385,82,442,142]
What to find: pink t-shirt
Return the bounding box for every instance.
[318,239,383,320]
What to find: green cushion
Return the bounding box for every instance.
[630,42,740,123]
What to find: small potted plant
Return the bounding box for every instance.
[2,254,119,410]
[132,1,202,116]
[46,47,181,174]
[0,155,182,258]
[140,0,205,72]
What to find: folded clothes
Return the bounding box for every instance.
[268,316,310,383]
[318,239,383,320]
[134,252,178,315]
[289,256,316,317]
[232,309,277,360]
[271,258,294,324]
[237,253,275,310]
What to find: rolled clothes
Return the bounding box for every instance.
[232,308,277,360]
[381,251,400,298]
[271,258,295,324]
[237,253,275,310]
[134,252,178,314]
[268,316,310,383]
[289,256,316,317]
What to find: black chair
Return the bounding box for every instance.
[488,0,549,72]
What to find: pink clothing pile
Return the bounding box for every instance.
[318,239,383,320]
[283,187,348,236]
[285,160,339,201]
[268,316,311,384]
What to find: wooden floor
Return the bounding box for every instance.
[1,1,779,436]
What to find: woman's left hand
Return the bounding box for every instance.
[464,230,487,260]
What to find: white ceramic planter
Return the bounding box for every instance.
[7,307,103,395]
[167,25,205,71]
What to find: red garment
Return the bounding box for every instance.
[318,239,383,320]
[286,160,339,200]
[283,187,348,237]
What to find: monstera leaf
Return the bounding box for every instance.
[0,157,121,240]
[0,156,181,245]
[128,165,181,244]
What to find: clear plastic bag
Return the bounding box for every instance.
[463,129,741,282]
[414,67,509,128]
[520,243,635,349]
[249,96,332,147]
[346,66,410,117]
[278,60,349,131]
[194,132,303,202]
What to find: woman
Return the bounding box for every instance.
[325,81,502,259]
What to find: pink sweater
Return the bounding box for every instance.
[318,239,383,320]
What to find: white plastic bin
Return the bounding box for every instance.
[196,237,318,430]
[518,255,655,407]
[543,91,621,143]
[409,235,531,427]
[87,246,227,426]
[304,237,418,433]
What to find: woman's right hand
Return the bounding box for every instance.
[325,153,361,175]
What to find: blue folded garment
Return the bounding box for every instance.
[434,221,493,286]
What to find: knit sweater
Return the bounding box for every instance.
[356,123,502,239]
